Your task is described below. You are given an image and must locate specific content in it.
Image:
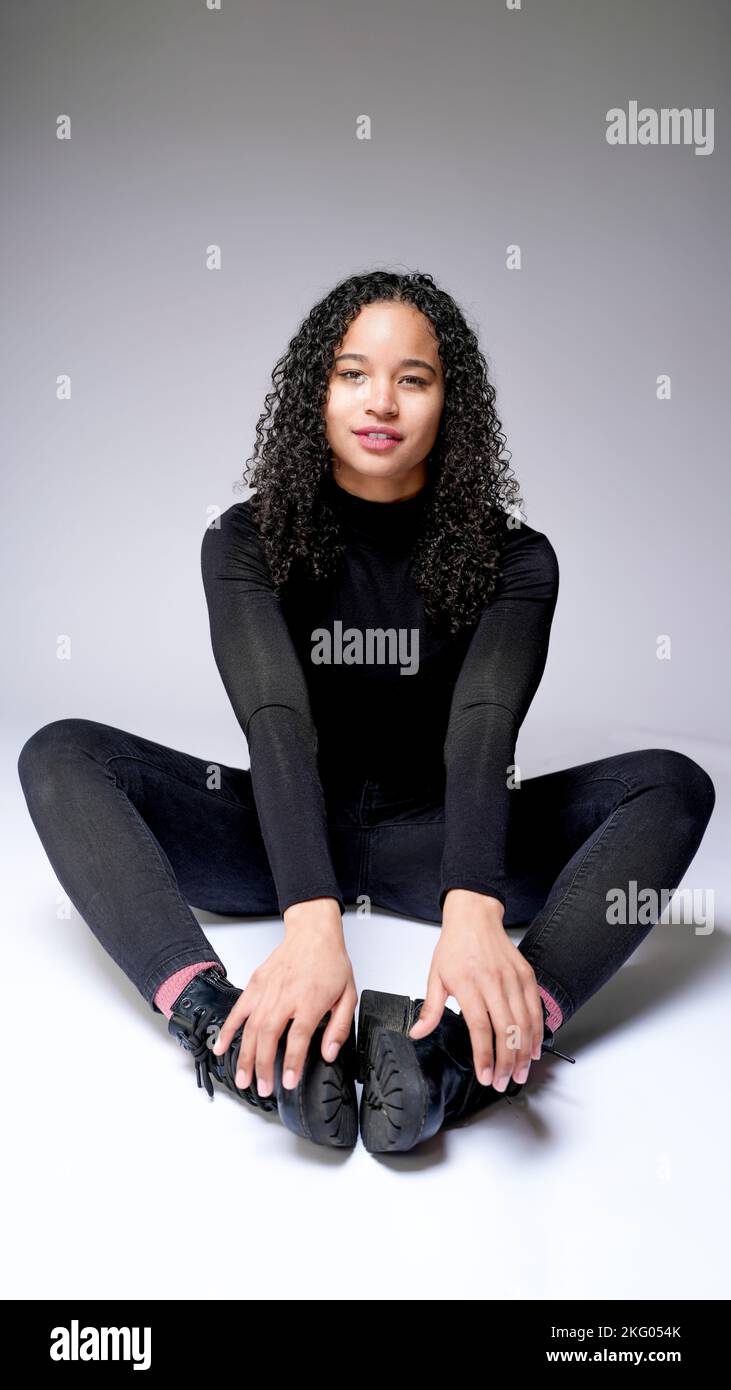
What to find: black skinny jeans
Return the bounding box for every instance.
[17,718,716,1026]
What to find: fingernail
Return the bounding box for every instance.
[514,1066,530,1083]
[480,1068,493,1085]
[283,1068,296,1088]
[257,1078,271,1097]
[324,1043,338,1061]
[494,1075,508,1092]
[235,1069,247,1087]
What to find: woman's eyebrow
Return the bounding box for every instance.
[334,352,437,377]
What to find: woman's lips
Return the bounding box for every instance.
[353,431,403,452]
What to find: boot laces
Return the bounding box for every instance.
[170,1002,278,1112]
[454,1031,576,1120]
[541,1036,576,1064]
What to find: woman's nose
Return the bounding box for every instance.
[364,387,396,412]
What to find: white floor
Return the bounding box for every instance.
[4,726,729,1301]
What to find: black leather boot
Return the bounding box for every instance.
[168,966,358,1148]
[357,989,575,1154]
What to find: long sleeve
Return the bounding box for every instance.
[439,520,560,912]
[200,502,345,917]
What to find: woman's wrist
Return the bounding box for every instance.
[283,896,345,936]
[442,888,505,927]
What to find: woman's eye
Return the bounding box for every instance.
[338,371,428,387]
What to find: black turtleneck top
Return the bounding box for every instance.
[201,473,559,918]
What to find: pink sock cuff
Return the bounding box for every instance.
[154,961,223,1020]
[538,984,564,1035]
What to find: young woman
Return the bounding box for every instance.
[17,269,716,1155]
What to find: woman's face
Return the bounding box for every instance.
[324,300,445,499]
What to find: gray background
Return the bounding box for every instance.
[2,0,729,1302]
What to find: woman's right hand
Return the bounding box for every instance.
[210,897,357,1098]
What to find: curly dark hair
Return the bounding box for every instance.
[234,268,525,638]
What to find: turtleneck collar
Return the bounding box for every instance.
[322,470,435,552]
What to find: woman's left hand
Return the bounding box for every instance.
[408,889,544,1090]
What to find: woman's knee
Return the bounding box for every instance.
[17,718,100,799]
[638,747,715,821]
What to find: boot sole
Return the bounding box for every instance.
[276,1014,358,1149]
[172,971,358,1148]
[356,989,417,1084]
[356,990,525,1151]
[359,1029,428,1153]
[357,991,428,1153]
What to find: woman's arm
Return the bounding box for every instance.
[200,500,345,918]
[439,518,560,912]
